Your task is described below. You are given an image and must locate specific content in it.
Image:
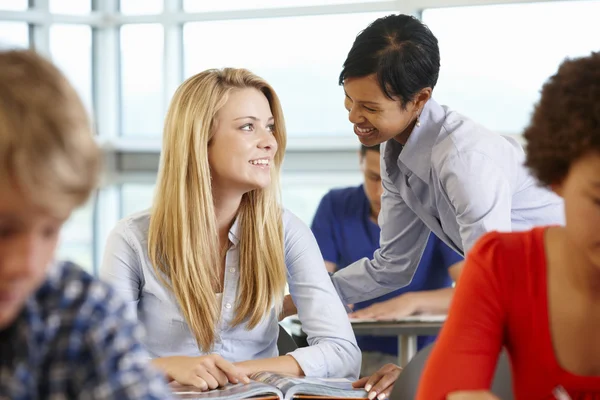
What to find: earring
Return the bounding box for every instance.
[415,114,421,128]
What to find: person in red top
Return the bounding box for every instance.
[416,51,600,400]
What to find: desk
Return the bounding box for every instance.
[350,320,443,367]
[281,316,444,368]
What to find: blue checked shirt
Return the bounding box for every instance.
[0,261,175,400]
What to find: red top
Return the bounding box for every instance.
[417,227,600,400]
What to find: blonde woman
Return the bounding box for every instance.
[101,68,361,390]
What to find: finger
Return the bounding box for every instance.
[349,309,371,319]
[370,368,402,399]
[187,376,208,391]
[352,377,369,388]
[363,371,384,392]
[206,364,230,387]
[215,357,250,384]
[197,370,219,390]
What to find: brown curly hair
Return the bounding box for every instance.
[524,52,600,187]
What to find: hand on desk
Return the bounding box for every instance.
[152,354,250,390]
[353,363,402,400]
[446,391,500,399]
[348,293,416,320]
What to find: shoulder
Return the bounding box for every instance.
[466,228,545,283]
[35,261,131,331]
[110,208,152,246]
[433,106,525,172]
[282,208,320,250]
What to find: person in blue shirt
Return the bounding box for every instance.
[310,143,463,377]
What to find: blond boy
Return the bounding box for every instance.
[0,50,174,399]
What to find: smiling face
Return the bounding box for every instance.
[0,182,64,330]
[554,152,600,269]
[208,87,278,197]
[343,74,430,146]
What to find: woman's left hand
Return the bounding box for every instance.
[348,293,416,320]
[353,363,402,400]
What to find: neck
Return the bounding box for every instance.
[370,207,379,223]
[554,227,600,297]
[393,118,418,146]
[212,188,243,246]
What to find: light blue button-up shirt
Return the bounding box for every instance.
[332,99,565,305]
[100,209,360,379]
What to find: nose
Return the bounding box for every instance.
[375,182,384,199]
[348,105,364,125]
[258,127,278,153]
[1,234,42,282]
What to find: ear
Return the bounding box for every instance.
[413,87,432,112]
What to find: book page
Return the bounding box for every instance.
[250,372,368,400]
[170,381,283,400]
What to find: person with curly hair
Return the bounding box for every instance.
[416,52,600,399]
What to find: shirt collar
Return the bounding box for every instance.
[385,98,446,183]
[228,215,241,247]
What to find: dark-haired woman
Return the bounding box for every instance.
[327,14,566,400]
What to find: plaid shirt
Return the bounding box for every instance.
[0,261,175,400]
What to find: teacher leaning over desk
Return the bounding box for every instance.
[282,13,565,399]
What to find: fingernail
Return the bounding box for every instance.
[365,384,372,391]
[368,391,377,400]
[378,393,387,400]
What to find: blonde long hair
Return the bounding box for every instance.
[148,69,287,352]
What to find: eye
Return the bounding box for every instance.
[240,123,254,132]
[0,225,16,239]
[363,105,377,112]
[41,224,59,239]
[266,124,275,133]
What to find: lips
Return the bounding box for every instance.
[354,125,377,137]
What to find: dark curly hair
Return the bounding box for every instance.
[524,52,600,187]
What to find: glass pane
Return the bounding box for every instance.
[120,0,163,15]
[120,24,164,136]
[0,0,27,11]
[56,199,94,273]
[184,0,382,12]
[422,0,600,135]
[184,12,389,137]
[49,25,93,114]
[49,0,91,14]
[0,21,28,49]
[282,173,361,225]
[121,183,156,217]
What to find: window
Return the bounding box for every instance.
[0,0,27,11]
[120,0,163,15]
[49,25,93,113]
[49,0,91,14]
[121,183,156,217]
[184,0,383,12]
[0,22,28,49]
[282,173,361,225]
[422,0,600,135]
[120,24,164,136]
[184,11,390,137]
[56,199,95,273]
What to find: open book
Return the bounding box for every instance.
[171,372,369,400]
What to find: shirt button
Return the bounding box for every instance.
[225,303,232,309]
[229,268,235,273]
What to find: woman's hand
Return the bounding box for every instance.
[152,354,250,390]
[348,293,417,320]
[447,391,500,399]
[352,363,402,400]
